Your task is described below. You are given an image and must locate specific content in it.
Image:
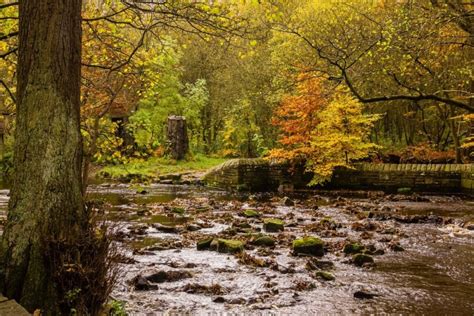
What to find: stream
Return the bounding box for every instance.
[1,184,473,314]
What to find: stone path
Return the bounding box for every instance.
[0,295,30,315]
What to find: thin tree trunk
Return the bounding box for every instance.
[0,0,85,313]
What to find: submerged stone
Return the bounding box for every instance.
[146,270,192,283]
[197,237,214,250]
[353,254,375,267]
[292,237,324,256]
[242,209,260,218]
[343,242,365,255]
[263,218,285,232]
[130,275,157,291]
[315,271,335,281]
[252,235,276,247]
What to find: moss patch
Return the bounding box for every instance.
[315,271,335,281]
[242,209,260,218]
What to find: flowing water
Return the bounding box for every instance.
[0,184,473,315]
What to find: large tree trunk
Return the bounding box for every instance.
[0,0,86,313]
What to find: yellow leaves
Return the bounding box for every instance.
[272,76,380,185]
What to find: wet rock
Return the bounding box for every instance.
[145,270,192,283]
[315,271,335,281]
[292,237,324,256]
[388,241,404,252]
[128,224,148,236]
[306,258,334,271]
[252,235,276,247]
[228,298,246,305]
[242,209,260,218]
[354,290,380,299]
[197,237,214,250]
[343,242,365,255]
[463,221,474,230]
[130,275,158,291]
[186,224,202,232]
[213,239,244,254]
[213,296,226,303]
[352,254,375,267]
[152,223,181,234]
[263,218,285,232]
[181,283,226,295]
[281,196,295,206]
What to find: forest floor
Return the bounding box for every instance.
[82,184,474,314]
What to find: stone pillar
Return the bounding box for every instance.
[167,115,189,160]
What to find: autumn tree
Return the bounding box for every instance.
[269,0,472,161]
[271,76,379,184]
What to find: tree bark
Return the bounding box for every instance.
[167,116,189,160]
[0,0,86,313]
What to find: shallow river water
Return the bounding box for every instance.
[1,184,473,315]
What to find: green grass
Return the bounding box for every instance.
[98,154,227,180]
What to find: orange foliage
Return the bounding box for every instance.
[271,75,327,158]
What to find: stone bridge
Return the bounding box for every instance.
[203,158,474,193]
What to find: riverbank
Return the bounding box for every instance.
[93,155,227,184]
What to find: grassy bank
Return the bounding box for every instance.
[97,155,227,181]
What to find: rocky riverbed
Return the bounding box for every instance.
[1,184,473,314]
[87,184,474,315]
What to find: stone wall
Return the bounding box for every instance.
[330,163,473,193]
[203,159,474,193]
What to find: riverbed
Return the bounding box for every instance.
[1,184,473,314]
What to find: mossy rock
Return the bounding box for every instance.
[242,209,260,218]
[215,239,244,254]
[343,242,365,255]
[263,218,285,232]
[315,271,335,281]
[252,235,276,247]
[197,237,214,251]
[353,254,375,267]
[293,237,324,256]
